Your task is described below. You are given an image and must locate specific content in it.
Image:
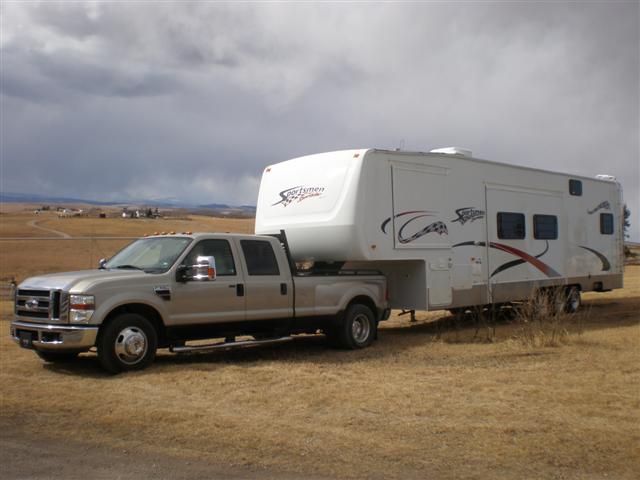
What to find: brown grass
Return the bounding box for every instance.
[0,208,254,282]
[1,206,639,479]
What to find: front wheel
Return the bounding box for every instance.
[36,351,79,363]
[97,313,157,374]
[332,304,377,349]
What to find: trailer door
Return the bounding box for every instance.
[485,185,564,303]
[391,162,452,306]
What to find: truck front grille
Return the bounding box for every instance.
[15,289,65,322]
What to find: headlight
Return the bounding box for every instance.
[69,294,95,323]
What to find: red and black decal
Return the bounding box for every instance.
[453,240,560,278]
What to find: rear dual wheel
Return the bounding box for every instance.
[327,304,377,349]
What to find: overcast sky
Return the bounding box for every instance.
[2,2,639,239]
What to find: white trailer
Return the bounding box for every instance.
[255,148,623,312]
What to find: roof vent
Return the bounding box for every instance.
[595,174,616,181]
[429,147,472,157]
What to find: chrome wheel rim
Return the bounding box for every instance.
[115,327,148,365]
[351,314,371,344]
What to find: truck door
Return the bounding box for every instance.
[236,239,294,321]
[391,162,453,307]
[169,238,246,325]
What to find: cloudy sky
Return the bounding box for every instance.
[2,2,639,238]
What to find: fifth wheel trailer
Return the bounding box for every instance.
[255,148,624,311]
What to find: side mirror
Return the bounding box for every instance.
[193,256,216,281]
[99,258,107,269]
[177,256,217,282]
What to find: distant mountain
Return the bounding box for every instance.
[198,203,231,209]
[0,192,256,214]
[1,192,120,206]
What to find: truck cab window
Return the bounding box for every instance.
[183,240,236,275]
[497,212,526,239]
[241,240,280,275]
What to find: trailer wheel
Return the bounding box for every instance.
[97,313,157,374]
[36,351,79,363]
[335,304,377,349]
[565,287,581,313]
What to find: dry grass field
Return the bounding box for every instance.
[0,206,639,479]
[0,206,254,282]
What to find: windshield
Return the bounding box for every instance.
[105,237,193,273]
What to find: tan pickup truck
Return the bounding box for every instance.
[11,232,389,373]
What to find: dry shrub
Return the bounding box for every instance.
[513,288,586,347]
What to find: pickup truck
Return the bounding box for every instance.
[11,232,389,373]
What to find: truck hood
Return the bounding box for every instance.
[19,269,150,292]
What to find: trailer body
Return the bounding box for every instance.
[256,149,623,310]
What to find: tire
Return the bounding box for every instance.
[565,287,581,314]
[334,304,377,349]
[550,288,567,316]
[36,351,79,363]
[97,313,157,374]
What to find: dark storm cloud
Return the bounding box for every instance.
[1,2,638,238]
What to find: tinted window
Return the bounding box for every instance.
[600,213,614,235]
[533,214,558,240]
[497,212,526,239]
[184,240,236,275]
[569,179,582,196]
[241,240,280,276]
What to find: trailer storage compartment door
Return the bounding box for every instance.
[391,163,450,249]
[391,163,452,306]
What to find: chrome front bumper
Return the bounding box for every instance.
[10,321,98,351]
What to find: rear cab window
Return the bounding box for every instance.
[240,240,281,275]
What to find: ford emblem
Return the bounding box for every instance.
[25,298,39,310]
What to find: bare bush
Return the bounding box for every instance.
[513,287,586,347]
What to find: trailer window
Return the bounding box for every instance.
[569,179,582,196]
[533,215,558,240]
[497,212,525,239]
[241,240,281,276]
[600,213,614,235]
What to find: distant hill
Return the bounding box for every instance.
[0,191,256,216]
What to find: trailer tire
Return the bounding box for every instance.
[36,351,79,363]
[97,313,157,374]
[565,287,581,313]
[335,304,377,349]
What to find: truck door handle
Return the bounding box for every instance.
[280,283,287,295]
[236,284,244,297]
